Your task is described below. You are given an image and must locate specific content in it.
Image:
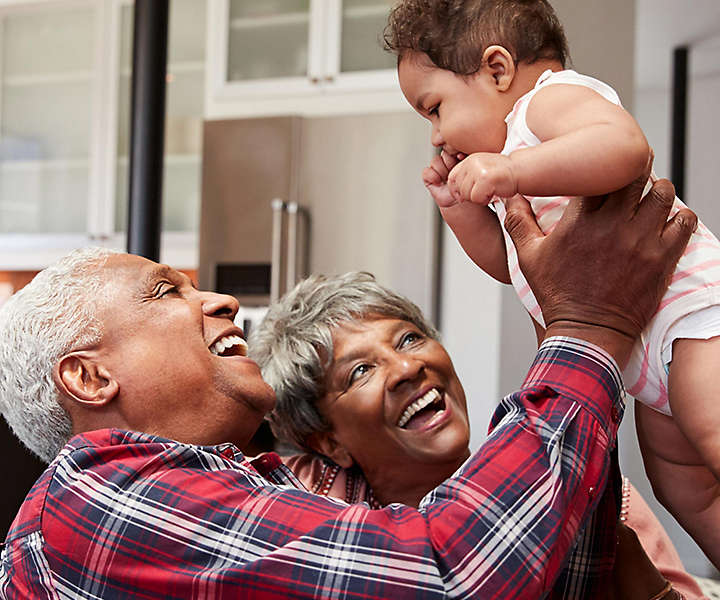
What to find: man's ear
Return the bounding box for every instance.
[481,45,515,91]
[55,352,119,408]
[307,431,354,469]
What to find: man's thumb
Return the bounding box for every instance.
[504,194,541,250]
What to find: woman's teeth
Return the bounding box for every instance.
[397,388,441,428]
[210,335,248,356]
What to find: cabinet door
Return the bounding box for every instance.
[331,0,396,76]
[0,3,96,235]
[227,0,311,82]
[114,0,206,236]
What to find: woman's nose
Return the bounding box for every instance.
[201,291,239,320]
[386,352,424,390]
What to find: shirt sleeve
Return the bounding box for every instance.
[35,336,624,600]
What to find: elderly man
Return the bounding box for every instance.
[0,178,694,599]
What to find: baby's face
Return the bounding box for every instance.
[398,51,510,157]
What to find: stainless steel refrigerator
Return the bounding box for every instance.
[198,113,439,334]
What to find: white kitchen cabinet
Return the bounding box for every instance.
[0,0,204,269]
[205,0,408,118]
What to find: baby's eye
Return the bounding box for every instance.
[428,105,439,117]
[348,363,371,385]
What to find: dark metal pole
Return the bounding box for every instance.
[127,0,169,260]
[671,46,688,202]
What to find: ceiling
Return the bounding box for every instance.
[635,0,720,89]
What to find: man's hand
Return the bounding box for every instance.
[503,165,696,366]
[422,150,462,208]
[447,152,518,205]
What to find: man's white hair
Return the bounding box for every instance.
[0,247,119,463]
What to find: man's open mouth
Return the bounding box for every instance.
[209,335,248,357]
[396,388,446,430]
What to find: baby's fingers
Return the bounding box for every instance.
[422,165,444,187]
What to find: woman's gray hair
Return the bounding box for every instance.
[0,247,118,463]
[249,272,439,452]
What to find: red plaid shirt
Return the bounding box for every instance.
[1,337,623,599]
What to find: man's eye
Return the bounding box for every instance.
[155,283,178,298]
[348,364,371,385]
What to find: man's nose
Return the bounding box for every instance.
[201,291,239,320]
[386,352,424,391]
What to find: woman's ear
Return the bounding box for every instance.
[481,45,515,91]
[55,352,119,408]
[307,431,354,469]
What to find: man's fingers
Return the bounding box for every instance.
[663,207,697,261]
[602,150,654,216]
[634,178,676,231]
[504,194,542,250]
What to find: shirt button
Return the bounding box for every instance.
[588,486,596,499]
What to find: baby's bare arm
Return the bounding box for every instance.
[425,151,510,283]
[636,400,720,569]
[515,83,650,197]
[446,84,650,206]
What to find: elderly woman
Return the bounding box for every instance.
[250,272,705,599]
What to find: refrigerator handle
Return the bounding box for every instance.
[270,198,286,303]
[286,202,298,291]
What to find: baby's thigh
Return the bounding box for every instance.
[668,335,720,475]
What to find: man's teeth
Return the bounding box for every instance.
[210,335,248,356]
[397,388,441,428]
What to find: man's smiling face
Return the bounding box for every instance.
[93,254,275,449]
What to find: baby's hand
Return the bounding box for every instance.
[422,150,464,208]
[448,153,517,205]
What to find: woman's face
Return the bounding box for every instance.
[315,316,470,499]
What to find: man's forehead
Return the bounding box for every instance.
[102,254,175,289]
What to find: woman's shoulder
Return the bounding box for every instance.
[282,453,379,508]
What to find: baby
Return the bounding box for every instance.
[386,0,720,567]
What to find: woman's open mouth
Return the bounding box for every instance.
[397,388,447,430]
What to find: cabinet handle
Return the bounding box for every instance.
[324,75,334,82]
[310,76,320,84]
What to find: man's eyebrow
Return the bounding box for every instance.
[140,265,177,290]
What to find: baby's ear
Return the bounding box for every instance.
[482,45,515,91]
[307,431,354,469]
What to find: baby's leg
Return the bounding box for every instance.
[636,401,720,570]
[662,335,720,567]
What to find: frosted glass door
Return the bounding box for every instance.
[339,0,395,73]
[115,0,205,234]
[0,6,94,234]
[226,0,310,82]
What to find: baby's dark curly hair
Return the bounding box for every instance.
[384,0,570,75]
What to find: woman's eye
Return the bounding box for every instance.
[400,332,422,348]
[348,364,371,385]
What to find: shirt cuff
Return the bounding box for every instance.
[524,336,625,438]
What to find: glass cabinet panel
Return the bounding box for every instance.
[0,7,94,234]
[340,0,395,73]
[226,0,310,81]
[115,0,205,234]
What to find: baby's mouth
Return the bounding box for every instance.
[397,388,446,430]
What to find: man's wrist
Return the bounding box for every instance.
[543,320,635,369]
